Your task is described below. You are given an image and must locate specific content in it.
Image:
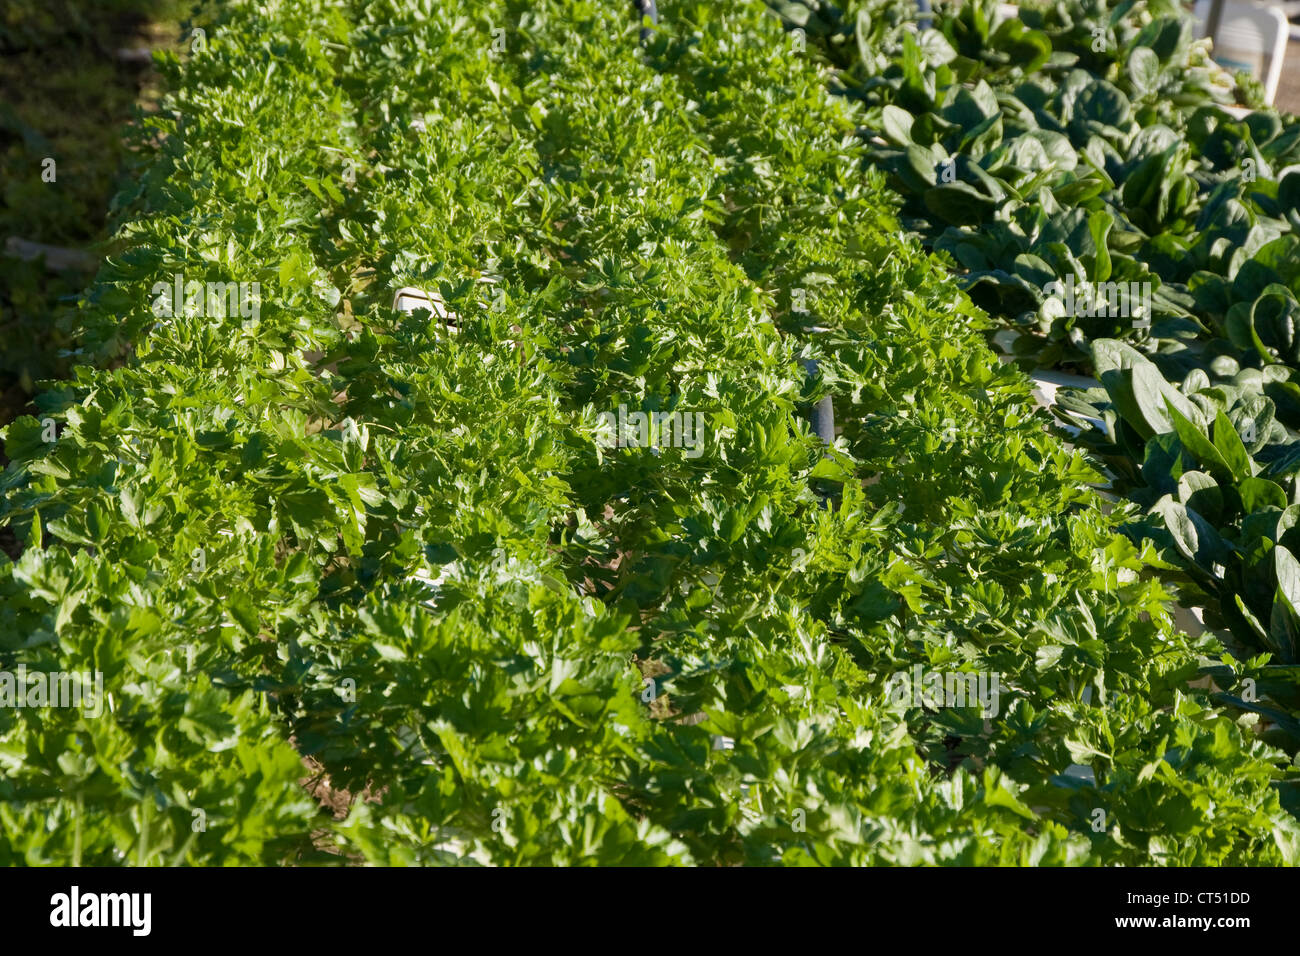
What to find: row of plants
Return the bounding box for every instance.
[773,0,1300,749]
[0,0,1295,864]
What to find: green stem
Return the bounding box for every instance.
[72,792,83,868]
[138,797,150,866]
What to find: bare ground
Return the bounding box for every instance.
[1275,39,1300,114]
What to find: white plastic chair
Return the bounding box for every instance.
[1193,0,1289,105]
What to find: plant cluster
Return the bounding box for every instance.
[1,0,1296,864]
[773,0,1300,759]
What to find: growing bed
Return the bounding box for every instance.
[0,0,1296,865]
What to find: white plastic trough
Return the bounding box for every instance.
[392,286,460,332]
[1193,0,1289,105]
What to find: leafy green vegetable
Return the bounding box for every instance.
[776,0,1300,755]
[0,0,1295,866]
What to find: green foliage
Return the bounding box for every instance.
[0,0,1296,865]
[777,0,1300,752]
[776,0,1297,364]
